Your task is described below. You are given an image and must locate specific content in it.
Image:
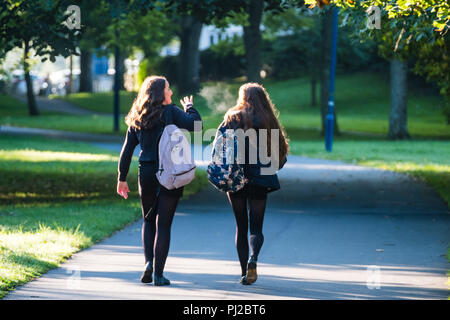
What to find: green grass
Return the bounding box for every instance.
[1,72,449,296]
[0,200,142,298]
[289,138,450,207]
[0,93,128,135]
[1,113,129,135]
[0,134,208,298]
[51,90,137,115]
[0,94,30,117]
[2,72,449,139]
[264,73,448,138]
[2,72,448,208]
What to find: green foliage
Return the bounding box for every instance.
[105,2,176,58]
[77,0,112,52]
[306,0,450,34]
[0,0,79,61]
[310,1,450,125]
[199,36,246,81]
[159,0,249,24]
[261,7,385,79]
[136,55,179,88]
[412,35,450,124]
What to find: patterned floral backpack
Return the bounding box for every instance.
[207,128,248,192]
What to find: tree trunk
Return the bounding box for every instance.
[178,16,202,95]
[117,55,125,91]
[388,58,410,140]
[319,8,339,136]
[23,41,39,116]
[67,54,73,95]
[311,73,317,107]
[310,15,320,108]
[79,48,93,93]
[114,43,120,132]
[243,0,264,83]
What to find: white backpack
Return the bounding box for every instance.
[156,124,196,189]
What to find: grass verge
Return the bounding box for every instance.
[289,139,450,207]
[2,72,448,139]
[0,134,207,298]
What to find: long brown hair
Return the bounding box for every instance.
[223,83,290,160]
[125,76,167,130]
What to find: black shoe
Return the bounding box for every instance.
[240,275,250,285]
[140,262,153,284]
[154,275,171,286]
[246,257,258,284]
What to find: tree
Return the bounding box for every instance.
[158,0,235,94]
[79,49,93,93]
[244,0,265,83]
[159,0,286,89]
[306,0,450,139]
[265,3,340,135]
[0,0,79,115]
[389,57,409,139]
[381,27,412,140]
[76,0,112,93]
[263,6,322,106]
[412,33,450,124]
[104,0,176,130]
[177,15,203,94]
[240,0,292,83]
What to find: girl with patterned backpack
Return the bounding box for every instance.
[208,83,289,285]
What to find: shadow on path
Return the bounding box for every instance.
[2,135,449,300]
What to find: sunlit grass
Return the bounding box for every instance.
[0,150,117,162]
[0,200,142,298]
[0,134,208,298]
[0,113,128,135]
[0,228,88,294]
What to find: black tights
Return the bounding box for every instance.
[227,192,267,276]
[141,193,180,277]
[139,163,182,277]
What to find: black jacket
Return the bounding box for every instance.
[118,104,202,181]
[216,117,287,193]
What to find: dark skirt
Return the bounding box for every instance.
[228,184,268,200]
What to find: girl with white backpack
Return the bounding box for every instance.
[117,76,202,286]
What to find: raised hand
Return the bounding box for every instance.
[180,95,193,111]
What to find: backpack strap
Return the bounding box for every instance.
[156,106,173,171]
[161,104,174,126]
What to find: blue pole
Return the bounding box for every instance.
[325,6,338,152]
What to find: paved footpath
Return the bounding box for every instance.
[12,94,101,115]
[2,130,449,300]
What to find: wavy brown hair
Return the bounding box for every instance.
[223,83,290,160]
[125,76,167,130]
